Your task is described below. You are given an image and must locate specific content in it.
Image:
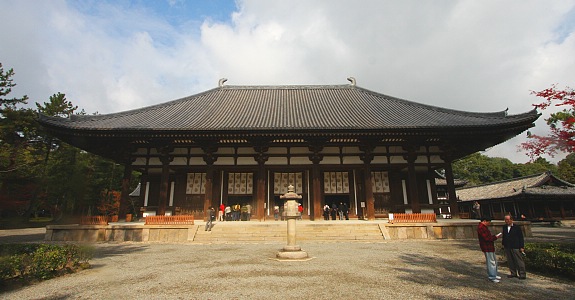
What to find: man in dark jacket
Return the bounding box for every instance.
[502,215,526,279]
[478,217,502,282]
[205,207,215,231]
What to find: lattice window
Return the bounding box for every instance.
[227,172,253,195]
[273,172,303,194]
[323,172,350,194]
[186,173,206,195]
[371,171,390,193]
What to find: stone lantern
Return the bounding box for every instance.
[276,184,309,260]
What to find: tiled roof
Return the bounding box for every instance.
[39,84,539,132]
[456,172,575,201]
[435,178,467,187]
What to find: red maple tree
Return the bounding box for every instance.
[521,84,575,160]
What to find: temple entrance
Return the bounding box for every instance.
[324,195,351,220]
[226,195,253,221]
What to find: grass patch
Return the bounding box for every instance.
[28,217,53,223]
[524,242,575,280]
[0,243,93,291]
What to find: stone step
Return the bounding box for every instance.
[193,223,384,243]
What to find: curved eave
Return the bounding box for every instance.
[38,109,539,135]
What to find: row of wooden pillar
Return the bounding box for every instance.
[118,154,460,221]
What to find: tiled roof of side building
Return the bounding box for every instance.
[38,84,539,131]
[456,172,575,201]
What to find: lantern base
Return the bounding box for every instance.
[276,249,309,260]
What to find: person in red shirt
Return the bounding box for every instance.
[219,203,225,222]
[298,203,303,220]
[478,217,502,282]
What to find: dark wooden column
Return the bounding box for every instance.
[202,147,217,221]
[309,142,324,221]
[443,160,460,218]
[360,145,375,220]
[404,148,421,213]
[203,167,214,221]
[158,155,171,216]
[254,145,269,221]
[118,163,133,219]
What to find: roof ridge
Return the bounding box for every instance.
[545,171,575,187]
[457,172,546,190]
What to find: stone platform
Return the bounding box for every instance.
[44,220,531,243]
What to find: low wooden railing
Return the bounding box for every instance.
[389,213,437,223]
[80,216,109,225]
[145,215,195,225]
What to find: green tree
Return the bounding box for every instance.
[0,63,40,217]
[557,153,575,184]
[0,63,36,172]
[452,153,515,185]
[514,157,557,177]
[30,93,79,218]
[452,153,556,186]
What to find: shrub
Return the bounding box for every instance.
[524,242,575,280]
[0,243,93,284]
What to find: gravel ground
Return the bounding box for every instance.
[1,239,574,299]
[1,224,574,299]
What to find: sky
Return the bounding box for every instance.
[1,0,575,163]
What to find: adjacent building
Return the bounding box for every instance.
[457,172,575,220]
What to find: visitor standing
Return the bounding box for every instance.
[205,207,215,231]
[502,215,527,279]
[473,201,481,219]
[274,205,280,221]
[240,204,248,221]
[233,204,241,221]
[323,204,330,220]
[219,203,225,221]
[246,203,252,221]
[343,203,349,220]
[225,205,232,221]
[477,217,502,283]
[330,204,337,220]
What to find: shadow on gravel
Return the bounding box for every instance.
[0,233,46,244]
[88,244,149,269]
[394,252,572,300]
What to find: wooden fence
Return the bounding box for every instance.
[389,213,437,223]
[145,215,195,225]
[80,216,109,225]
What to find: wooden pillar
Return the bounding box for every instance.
[405,149,421,214]
[254,145,269,221]
[360,144,375,220]
[309,142,324,221]
[158,156,170,216]
[444,161,459,217]
[202,147,217,221]
[311,164,322,221]
[255,166,265,221]
[203,166,214,221]
[118,164,132,219]
[363,164,375,220]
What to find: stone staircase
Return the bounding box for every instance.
[192,221,384,243]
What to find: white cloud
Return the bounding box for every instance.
[1,0,574,163]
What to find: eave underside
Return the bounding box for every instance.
[42,121,533,164]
